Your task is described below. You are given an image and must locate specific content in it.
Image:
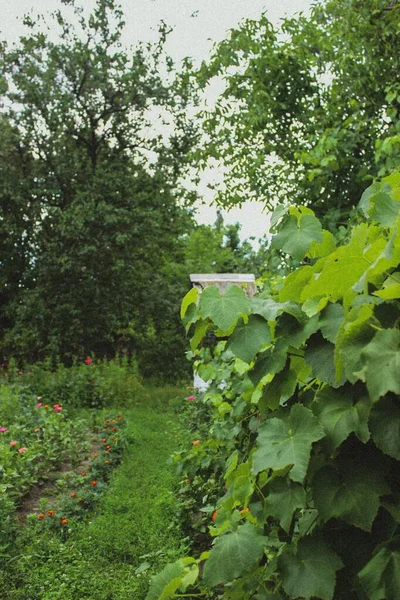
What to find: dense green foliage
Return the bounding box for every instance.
[148,172,400,599]
[193,0,400,226]
[0,0,198,375]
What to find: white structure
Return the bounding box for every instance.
[190,273,256,297]
[189,273,256,391]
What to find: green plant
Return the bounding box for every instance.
[147,171,400,599]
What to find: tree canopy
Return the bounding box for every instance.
[0,0,198,372]
[193,0,400,227]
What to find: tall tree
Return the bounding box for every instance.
[0,0,197,371]
[193,0,400,227]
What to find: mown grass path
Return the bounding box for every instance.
[3,388,187,600]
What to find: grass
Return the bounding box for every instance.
[1,385,190,600]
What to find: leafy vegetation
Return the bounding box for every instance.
[193,0,400,227]
[148,172,400,600]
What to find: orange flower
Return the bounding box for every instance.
[212,510,218,521]
[47,510,55,517]
[192,440,200,446]
[106,445,111,450]
[91,480,97,487]
[111,427,117,432]
[81,472,86,477]
[101,438,107,443]
[240,507,250,515]
[60,518,68,525]
[70,492,76,498]
[44,404,49,409]
[92,453,98,458]
[38,513,45,520]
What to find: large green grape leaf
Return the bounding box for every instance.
[306,229,336,259]
[361,328,400,401]
[248,341,288,387]
[252,404,325,482]
[300,224,386,303]
[312,386,371,454]
[251,298,303,322]
[227,315,271,364]
[275,313,320,350]
[271,214,323,261]
[199,285,250,331]
[145,561,185,600]
[319,303,344,343]
[279,534,343,600]
[304,334,340,387]
[334,304,376,384]
[279,265,314,303]
[312,463,389,531]
[367,191,400,226]
[369,396,400,460]
[358,544,400,600]
[203,522,267,587]
[374,272,400,299]
[180,287,199,319]
[266,478,306,532]
[259,367,297,412]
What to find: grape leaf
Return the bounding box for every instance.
[203,522,267,587]
[370,396,400,460]
[251,297,303,322]
[358,544,400,600]
[199,285,250,330]
[180,287,198,319]
[252,404,325,482]
[266,478,306,532]
[312,386,371,454]
[271,214,323,261]
[319,303,344,343]
[227,315,271,364]
[361,328,400,401]
[279,534,343,600]
[334,304,376,384]
[275,313,320,349]
[248,341,288,387]
[312,463,389,531]
[304,334,339,387]
[300,224,385,303]
[145,561,185,600]
[259,367,297,412]
[367,191,400,227]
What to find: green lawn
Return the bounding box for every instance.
[2,386,188,600]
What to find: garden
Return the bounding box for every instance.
[1,0,400,598]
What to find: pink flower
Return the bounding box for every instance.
[187,396,196,402]
[0,427,8,432]
[10,440,18,447]
[18,447,28,454]
[85,357,93,365]
[53,404,62,412]
[36,403,43,408]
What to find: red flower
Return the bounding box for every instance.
[70,492,76,498]
[38,513,45,520]
[85,357,93,365]
[60,518,69,526]
[91,480,97,487]
[47,510,55,517]
[212,510,218,521]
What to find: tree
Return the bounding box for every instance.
[193,0,400,227]
[0,0,197,373]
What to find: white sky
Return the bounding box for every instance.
[1,0,312,242]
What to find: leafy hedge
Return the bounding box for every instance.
[147,172,400,600]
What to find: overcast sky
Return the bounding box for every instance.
[1,0,312,242]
